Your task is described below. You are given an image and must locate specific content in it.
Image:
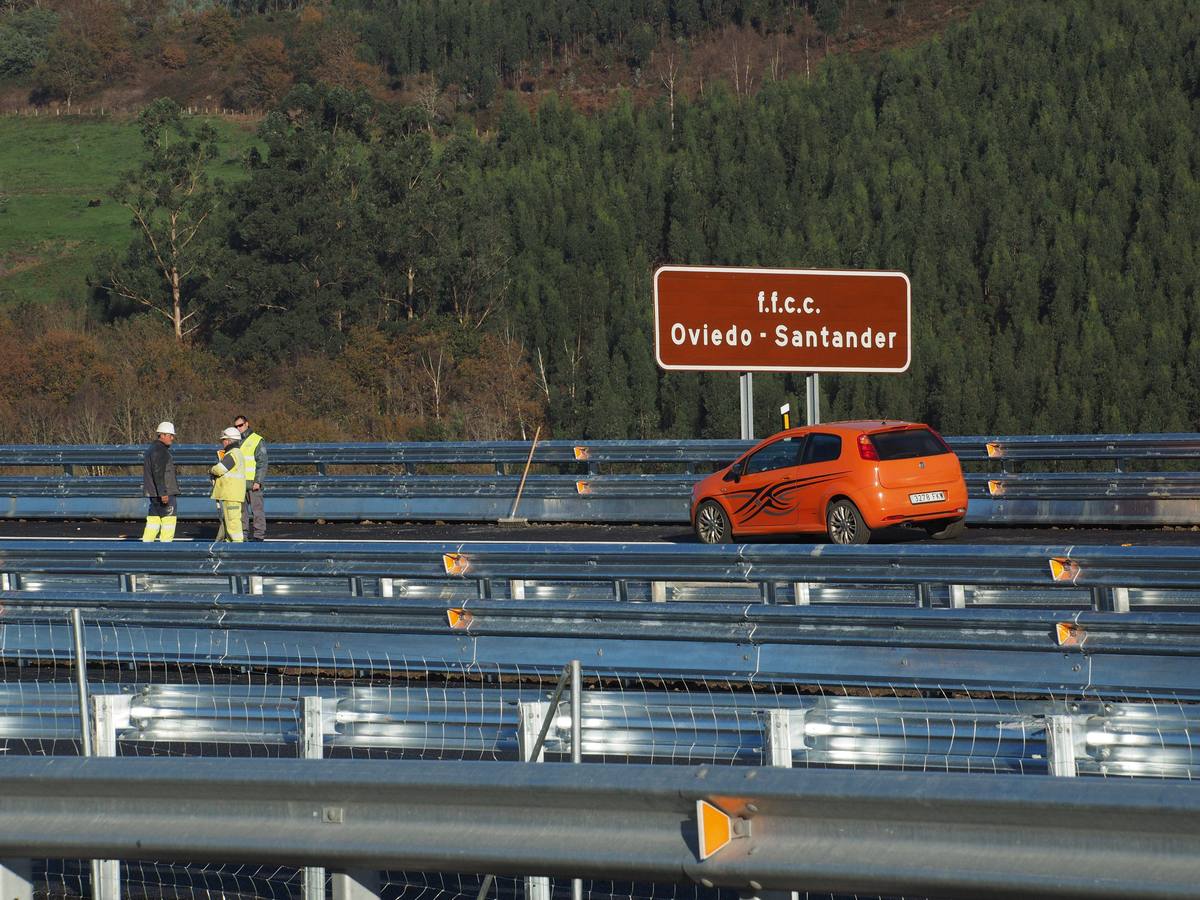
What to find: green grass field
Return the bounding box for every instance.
[0,115,260,308]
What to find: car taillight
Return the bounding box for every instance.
[857,434,879,461]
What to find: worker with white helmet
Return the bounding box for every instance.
[142,421,179,542]
[211,426,247,542]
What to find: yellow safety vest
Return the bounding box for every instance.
[210,446,246,501]
[240,431,262,481]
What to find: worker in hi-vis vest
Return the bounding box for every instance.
[233,414,267,541]
[142,421,179,542]
[211,426,247,542]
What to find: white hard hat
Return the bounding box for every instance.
[156,421,176,436]
[221,427,241,441]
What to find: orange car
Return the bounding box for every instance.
[691,420,968,544]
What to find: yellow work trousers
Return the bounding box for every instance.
[142,515,178,542]
[215,501,244,542]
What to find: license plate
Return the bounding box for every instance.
[909,491,946,504]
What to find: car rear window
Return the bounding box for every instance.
[869,428,950,461]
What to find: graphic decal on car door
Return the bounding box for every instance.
[726,471,849,524]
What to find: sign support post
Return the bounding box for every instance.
[805,374,820,425]
[739,373,754,439]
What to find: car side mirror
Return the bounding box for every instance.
[723,462,743,483]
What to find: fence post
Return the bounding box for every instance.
[1045,714,1079,778]
[303,697,328,900]
[0,859,32,900]
[570,660,583,900]
[91,694,130,900]
[518,701,552,900]
[70,609,92,757]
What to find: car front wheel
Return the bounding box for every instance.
[694,500,732,544]
[827,499,871,545]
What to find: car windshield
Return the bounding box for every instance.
[869,428,950,461]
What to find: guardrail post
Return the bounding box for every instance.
[330,870,379,900]
[0,573,10,591]
[948,584,966,608]
[510,579,526,599]
[378,578,394,598]
[790,583,811,605]
[0,859,32,900]
[760,582,778,604]
[916,583,933,608]
[1093,587,1130,613]
[518,701,552,900]
[764,709,795,768]
[120,573,138,592]
[762,710,801,900]
[1045,715,1079,778]
[302,697,328,900]
[613,579,628,601]
[91,693,130,900]
[651,581,667,603]
[249,575,264,595]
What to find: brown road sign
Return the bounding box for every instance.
[653,266,911,372]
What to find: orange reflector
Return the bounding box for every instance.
[987,479,1005,497]
[443,553,470,576]
[446,608,473,630]
[986,442,1003,458]
[576,481,592,495]
[1049,558,1081,583]
[574,446,590,461]
[1056,622,1085,647]
[696,800,732,861]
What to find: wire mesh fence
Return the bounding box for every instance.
[3,611,1199,900]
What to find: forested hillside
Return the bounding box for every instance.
[1,0,1198,444]
[0,0,965,113]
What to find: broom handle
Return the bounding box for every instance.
[507,426,541,519]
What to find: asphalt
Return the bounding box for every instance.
[0,519,1195,545]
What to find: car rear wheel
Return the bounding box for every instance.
[695,500,732,544]
[924,517,966,540]
[827,499,871,545]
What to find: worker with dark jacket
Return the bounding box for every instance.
[233,415,268,541]
[142,421,179,542]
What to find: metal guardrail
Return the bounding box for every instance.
[1,538,1197,595]
[1,681,1196,778]
[0,434,1196,524]
[3,757,1200,898]
[3,589,1199,694]
[3,433,1199,469]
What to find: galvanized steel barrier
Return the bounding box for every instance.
[0,537,1196,593]
[5,680,1196,777]
[0,539,1199,694]
[2,590,1198,694]
[0,433,1197,524]
[2,757,1200,898]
